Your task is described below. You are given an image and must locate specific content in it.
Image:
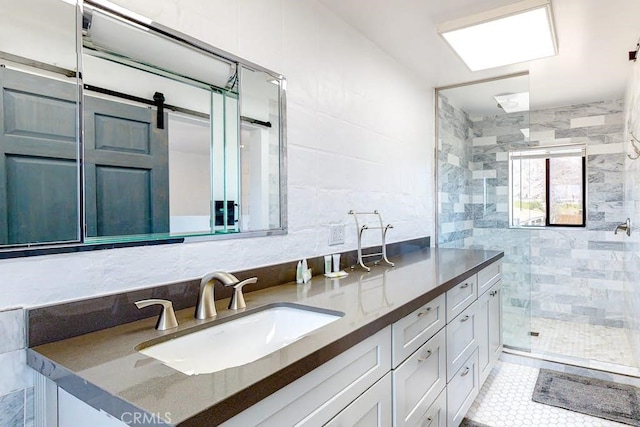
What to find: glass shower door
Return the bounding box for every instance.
[622,62,640,370]
[436,74,532,352]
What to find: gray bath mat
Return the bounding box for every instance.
[460,418,491,427]
[532,369,640,426]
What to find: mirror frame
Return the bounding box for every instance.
[0,0,287,255]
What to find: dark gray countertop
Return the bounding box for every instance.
[27,247,502,426]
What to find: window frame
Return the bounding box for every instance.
[508,145,587,229]
[544,156,586,227]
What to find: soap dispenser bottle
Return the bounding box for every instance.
[296,260,303,284]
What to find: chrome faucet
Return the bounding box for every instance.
[228,276,258,310]
[614,218,631,236]
[135,299,178,331]
[195,272,258,320]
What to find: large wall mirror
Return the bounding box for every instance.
[0,0,286,250]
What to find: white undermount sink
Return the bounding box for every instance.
[137,303,344,375]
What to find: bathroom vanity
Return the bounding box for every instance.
[27,247,503,426]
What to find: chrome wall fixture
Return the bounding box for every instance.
[348,210,394,271]
[614,218,631,237]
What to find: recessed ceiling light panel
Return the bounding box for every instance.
[438,0,557,71]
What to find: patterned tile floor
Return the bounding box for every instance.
[530,317,637,369]
[466,361,629,427]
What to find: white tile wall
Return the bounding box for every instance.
[0,0,436,413]
[448,153,460,166]
[588,143,625,155]
[570,115,605,128]
[496,152,509,161]
[472,136,497,146]
[472,170,497,179]
[530,130,556,141]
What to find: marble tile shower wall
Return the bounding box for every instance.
[468,99,626,329]
[0,308,33,427]
[437,96,533,348]
[437,94,474,246]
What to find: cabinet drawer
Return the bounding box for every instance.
[446,275,477,321]
[221,326,392,427]
[326,373,392,427]
[392,293,445,368]
[416,388,446,427]
[446,301,478,382]
[392,328,446,427]
[478,261,502,296]
[447,349,479,427]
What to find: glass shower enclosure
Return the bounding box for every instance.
[436,73,532,352]
[437,72,640,375]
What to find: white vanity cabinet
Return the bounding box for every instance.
[477,260,501,296]
[221,326,392,426]
[52,258,503,427]
[391,294,446,368]
[419,389,447,427]
[325,373,392,427]
[444,260,502,427]
[446,301,478,382]
[392,328,446,426]
[446,349,480,427]
[58,389,128,427]
[477,280,503,385]
[446,275,477,321]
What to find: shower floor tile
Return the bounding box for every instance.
[466,361,628,427]
[530,317,636,368]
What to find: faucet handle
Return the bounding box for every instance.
[226,277,258,310]
[135,299,179,331]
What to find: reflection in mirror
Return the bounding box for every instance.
[0,0,286,250]
[82,4,242,240]
[240,67,282,231]
[0,0,80,246]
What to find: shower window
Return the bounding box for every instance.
[509,145,586,227]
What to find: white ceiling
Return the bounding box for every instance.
[319,0,640,111]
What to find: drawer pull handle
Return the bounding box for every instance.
[461,315,470,322]
[460,283,470,289]
[490,290,498,297]
[417,307,432,317]
[423,416,433,427]
[461,366,470,377]
[418,350,433,362]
